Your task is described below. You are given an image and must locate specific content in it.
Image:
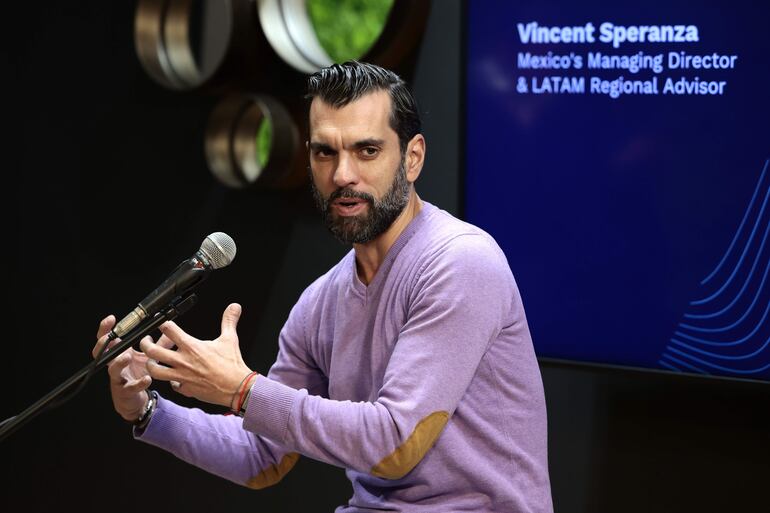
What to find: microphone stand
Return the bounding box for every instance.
[0,293,199,443]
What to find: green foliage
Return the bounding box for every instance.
[256,117,273,169]
[307,0,395,63]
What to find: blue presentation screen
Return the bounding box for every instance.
[464,0,770,381]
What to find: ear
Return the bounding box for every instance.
[405,134,426,183]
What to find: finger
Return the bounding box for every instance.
[124,375,152,393]
[92,335,120,359]
[157,321,194,348]
[133,334,174,352]
[135,335,154,353]
[145,358,180,383]
[140,338,187,369]
[156,332,176,350]
[127,348,145,365]
[92,316,118,359]
[97,315,116,340]
[220,303,242,336]
[107,352,132,384]
[170,380,197,398]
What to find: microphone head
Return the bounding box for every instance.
[200,232,237,269]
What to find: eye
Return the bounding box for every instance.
[313,147,336,159]
[360,146,379,158]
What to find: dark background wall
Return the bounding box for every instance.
[4,2,769,512]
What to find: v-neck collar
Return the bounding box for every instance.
[349,201,437,299]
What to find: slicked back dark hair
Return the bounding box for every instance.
[306,61,422,154]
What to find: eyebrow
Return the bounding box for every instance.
[308,138,386,153]
[351,138,385,150]
[308,141,334,153]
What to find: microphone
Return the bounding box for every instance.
[108,232,237,340]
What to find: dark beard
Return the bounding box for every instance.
[311,159,411,244]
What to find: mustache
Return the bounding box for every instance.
[327,188,375,205]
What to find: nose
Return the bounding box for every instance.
[333,153,359,188]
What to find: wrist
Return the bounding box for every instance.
[120,390,149,422]
[238,374,258,416]
[131,390,157,429]
[230,371,258,415]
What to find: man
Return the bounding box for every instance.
[94,61,553,512]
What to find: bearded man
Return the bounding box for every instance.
[94,61,553,513]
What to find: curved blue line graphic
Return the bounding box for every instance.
[659,360,680,372]
[700,159,768,285]
[660,159,770,378]
[690,186,770,305]
[671,335,770,360]
[679,260,769,331]
[674,297,769,345]
[661,353,706,374]
[684,246,770,321]
[666,346,770,375]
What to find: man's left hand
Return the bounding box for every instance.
[140,303,255,408]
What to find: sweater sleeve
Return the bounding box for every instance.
[135,289,326,489]
[242,234,515,479]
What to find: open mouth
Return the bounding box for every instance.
[332,197,368,215]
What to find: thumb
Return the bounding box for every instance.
[221,303,242,336]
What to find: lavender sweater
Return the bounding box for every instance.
[138,202,553,512]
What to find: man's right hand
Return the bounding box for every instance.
[92,315,173,422]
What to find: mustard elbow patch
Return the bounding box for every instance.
[246,452,300,489]
[371,411,449,479]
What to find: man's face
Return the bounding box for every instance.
[308,90,411,244]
